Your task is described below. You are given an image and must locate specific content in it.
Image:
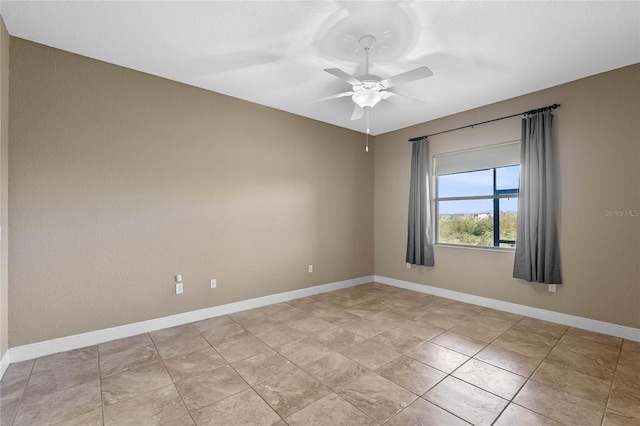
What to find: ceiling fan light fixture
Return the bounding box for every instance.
[352,89,384,109]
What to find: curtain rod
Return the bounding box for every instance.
[408,103,560,142]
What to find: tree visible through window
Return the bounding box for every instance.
[436,165,519,248]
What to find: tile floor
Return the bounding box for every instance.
[1,283,639,425]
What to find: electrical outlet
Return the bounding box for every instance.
[308,265,313,273]
[210,279,217,289]
[548,284,556,293]
[175,283,183,294]
[175,274,182,282]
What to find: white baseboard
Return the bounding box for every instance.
[375,275,640,342]
[0,349,9,378]
[5,273,638,379]
[6,276,374,368]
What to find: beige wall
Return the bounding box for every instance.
[9,38,374,347]
[7,36,639,349]
[375,64,640,329]
[0,17,9,360]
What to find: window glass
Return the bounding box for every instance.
[499,197,518,247]
[438,199,494,246]
[496,165,520,191]
[438,169,493,198]
[435,156,520,249]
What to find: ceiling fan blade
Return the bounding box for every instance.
[382,91,425,107]
[380,66,433,88]
[306,91,354,104]
[324,68,362,86]
[350,105,365,120]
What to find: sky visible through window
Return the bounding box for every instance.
[438,166,519,214]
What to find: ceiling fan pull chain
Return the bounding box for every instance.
[365,108,370,152]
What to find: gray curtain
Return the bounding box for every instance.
[406,139,434,266]
[513,110,562,283]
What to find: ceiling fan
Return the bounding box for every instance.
[313,35,433,121]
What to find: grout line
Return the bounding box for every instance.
[600,340,624,426]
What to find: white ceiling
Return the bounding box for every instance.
[2,1,639,135]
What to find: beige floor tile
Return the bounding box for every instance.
[231,350,297,386]
[302,352,368,389]
[196,321,249,346]
[335,371,417,424]
[251,323,307,349]
[260,302,294,315]
[404,342,469,374]
[375,355,446,395]
[163,347,227,382]
[228,308,270,327]
[101,359,173,406]
[618,340,640,371]
[174,364,249,411]
[531,360,612,406]
[419,310,471,329]
[162,414,196,426]
[492,329,556,360]
[340,339,401,370]
[1,359,34,383]
[395,321,446,341]
[452,358,526,400]
[473,308,523,325]
[153,333,211,360]
[99,342,162,378]
[386,397,470,426]
[344,303,386,317]
[192,314,235,331]
[516,317,568,339]
[31,346,98,375]
[608,385,640,418]
[307,305,361,325]
[557,333,621,359]
[450,319,512,343]
[53,407,103,426]
[98,333,154,357]
[25,350,98,398]
[241,316,283,335]
[311,326,366,351]
[214,334,271,363]
[340,317,391,338]
[494,403,561,426]
[285,296,317,308]
[191,388,281,426]
[14,379,101,426]
[367,311,415,328]
[276,337,334,367]
[603,410,640,426]
[103,384,188,426]
[149,324,200,344]
[7,284,639,426]
[0,396,21,425]
[565,327,623,348]
[270,307,311,323]
[254,368,331,418]
[513,379,604,426]
[370,328,425,352]
[474,344,541,377]
[285,393,376,426]
[0,360,33,401]
[430,331,487,356]
[613,365,640,393]
[423,376,508,426]
[544,345,616,381]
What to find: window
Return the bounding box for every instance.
[434,142,520,249]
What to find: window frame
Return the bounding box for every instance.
[433,146,520,250]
